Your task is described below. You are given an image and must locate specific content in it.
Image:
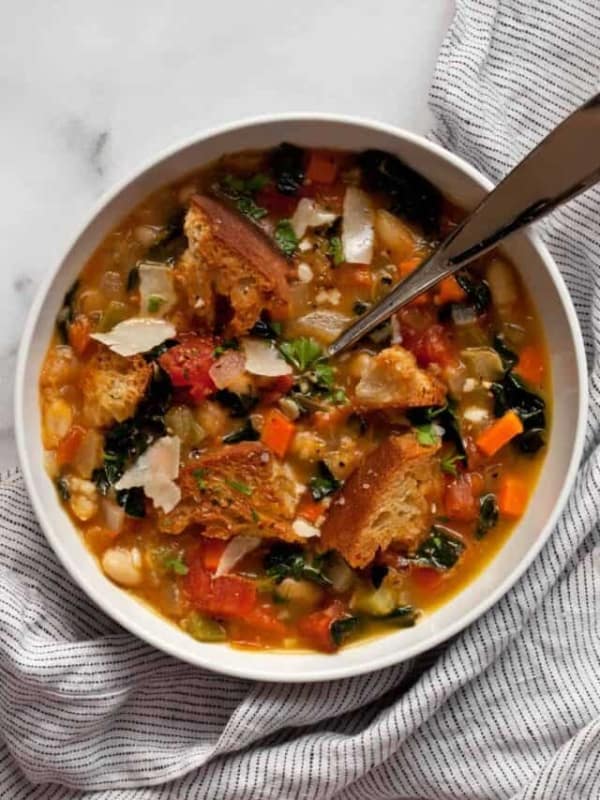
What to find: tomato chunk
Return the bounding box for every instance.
[158,336,216,403]
[408,324,455,367]
[186,557,257,618]
[256,185,298,217]
[444,472,483,522]
[298,600,347,653]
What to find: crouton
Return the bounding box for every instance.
[175,196,291,335]
[157,441,301,541]
[319,433,442,568]
[354,346,446,409]
[81,351,152,428]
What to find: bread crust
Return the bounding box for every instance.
[319,433,442,567]
[354,346,446,410]
[157,441,301,541]
[81,351,152,428]
[175,196,290,335]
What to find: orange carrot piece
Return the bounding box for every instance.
[68,315,92,356]
[498,475,528,517]
[305,150,339,184]
[337,264,373,288]
[397,256,430,305]
[476,411,524,457]
[56,425,86,466]
[515,345,545,385]
[261,409,296,459]
[435,275,467,305]
[297,496,324,524]
[312,406,352,433]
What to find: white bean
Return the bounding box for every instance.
[102,547,143,587]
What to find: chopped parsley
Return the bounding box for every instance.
[147,295,164,313]
[226,479,253,496]
[274,219,298,257]
[440,452,465,476]
[279,337,322,371]
[163,553,189,575]
[236,195,268,221]
[279,337,346,407]
[193,468,207,491]
[328,235,344,266]
[415,423,439,446]
[218,173,269,222]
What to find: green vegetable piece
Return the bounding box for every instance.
[440,453,465,476]
[386,605,418,628]
[416,527,464,570]
[515,427,545,454]
[163,553,189,575]
[249,318,282,339]
[330,616,359,647]
[213,339,239,358]
[214,389,259,418]
[183,612,226,642]
[271,142,305,195]
[144,208,186,264]
[476,493,499,539]
[116,487,146,518]
[222,419,260,444]
[279,337,322,371]
[193,468,207,491]
[264,543,331,587]
[328,235,344,266]
[493,334,519,371]
[147,295,164,313]
[456,271,492,314]
[274,219,298,257]
[310,461,341,501]
[415,423,439,447]
[226,479,253,496]
[490,372,546,431]
[236,196,267,221]
[408,400,465,457]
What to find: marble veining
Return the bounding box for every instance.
[0,0,452,470]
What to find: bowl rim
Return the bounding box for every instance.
[15,112,588,682]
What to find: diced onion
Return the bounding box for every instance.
[451,305,477,326]
[138,262,177,317]
[241,338,292,377]
[290,198,338,239]
[292,310,352,344]
[342,186,374,264]
[91,318,176,357]
[209,349,247,389]
[292,518,321,538]
[215,536,261,577]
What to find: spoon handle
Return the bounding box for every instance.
[329,93,600,357]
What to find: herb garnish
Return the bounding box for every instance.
[193,468,207,491]
[278,336,346,407]
[163,552,189,575]
[415,423,439,447]
[274,219,298,257]
[218,173,269,222]
[328,235,344,266]
[440,452,465,476]
[147,295,164,313]
[225,479,253,496]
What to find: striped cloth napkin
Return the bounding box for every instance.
[3,1,600,797]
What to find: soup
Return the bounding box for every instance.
[39,145,549,652]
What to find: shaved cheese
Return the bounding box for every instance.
[115,435,181,512]
[463,406,490,424]
[138,262,177,317]
[290,198,338,239]
[91,318,175,357]
[215,536,261,577]
[292,518,321,539]
[342,186,374,264]
[242,338,292,377]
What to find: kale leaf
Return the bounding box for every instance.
[222,419,260,444]
[264,543,331,586]
[144,208,186,264]
[358,149,442,234]
[309,461,341,501]
[271,142,305,195]
[274,219,298,257]
[330,616,360,646]
[476,493,499,539]
[214,389,259,418]
[415,527,464,570]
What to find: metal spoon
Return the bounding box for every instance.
[328,93,600,357]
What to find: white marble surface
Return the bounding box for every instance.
[1,0,453,470]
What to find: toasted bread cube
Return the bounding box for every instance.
[175,196,290,336]
[319,433,442,568]
[354,346,446,409]
[157,441,301,541]
[81,351,152,427]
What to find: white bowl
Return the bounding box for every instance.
[15,115,587,682]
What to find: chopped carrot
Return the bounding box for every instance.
[515,345,545,385]
[68,315,92,356]
[476,411,524,457]
[305,150,339,184]
[199,538,229,572]
[498,475,528,518]
[337,264,373,288]
[412,566,444,592]
[434,275,467,305]
[398,256,422,276]
[297,496,324,524]
[56,425,86,466]
[261,409,296,458]
[397,256,429,305]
